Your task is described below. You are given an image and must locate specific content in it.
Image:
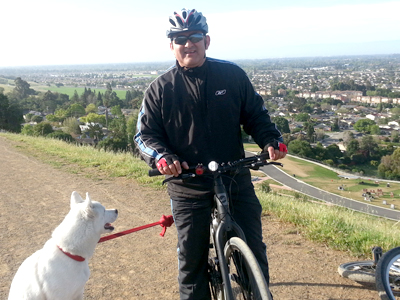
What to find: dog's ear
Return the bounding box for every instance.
[82,192,95,218]
[70,191,84,208]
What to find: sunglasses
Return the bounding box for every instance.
[173,33,204,45]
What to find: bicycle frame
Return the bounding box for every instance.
[212,173,247,300]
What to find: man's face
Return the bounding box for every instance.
[170,31,210,68]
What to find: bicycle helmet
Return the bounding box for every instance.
[166,8,208,38]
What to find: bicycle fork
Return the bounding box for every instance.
[213,175,247,300]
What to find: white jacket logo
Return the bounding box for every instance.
[215,90,226,96]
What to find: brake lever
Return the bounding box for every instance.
[268,161,283,167]
[162,173,195,185]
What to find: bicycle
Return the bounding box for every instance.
[149,153,280,300]
[338,246,400,300]
[376,246,400,300]
[337,246,382,285]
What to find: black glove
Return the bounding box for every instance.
[156,154,180,170]
[263,140,288,154]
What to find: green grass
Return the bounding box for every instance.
[3,133,400,257]
[2,133,164,189]
[259,192,400,257]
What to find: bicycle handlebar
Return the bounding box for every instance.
[148,153,283,177]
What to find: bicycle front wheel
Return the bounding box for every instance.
[376,247,400,300]
[224,237,272,300]
[337,260,376,284]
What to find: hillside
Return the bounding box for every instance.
[0,136,381,299]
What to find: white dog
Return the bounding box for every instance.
[8,191,118,300]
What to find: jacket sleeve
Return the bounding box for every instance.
[134,82,173,168]
[239,70,283,148]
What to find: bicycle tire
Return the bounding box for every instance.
[337,260,376,284]
[376,247,400,300]
[224,237,272,300]
[209,243,224,300]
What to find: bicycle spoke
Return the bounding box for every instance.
[225,237,271,300]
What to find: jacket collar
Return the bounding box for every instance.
[176,58,208,76]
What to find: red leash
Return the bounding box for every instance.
[98,215,174,243]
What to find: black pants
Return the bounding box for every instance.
[171,185,270,300]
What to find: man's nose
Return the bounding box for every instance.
[185,38,195,47]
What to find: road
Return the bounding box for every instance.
[260,163,400,221]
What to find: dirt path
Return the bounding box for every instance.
[0,137,379,299]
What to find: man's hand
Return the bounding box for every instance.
[263,140,287,161]
[156,154,189,177]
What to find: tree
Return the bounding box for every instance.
[39,90,58,113]
[294,112,310,122]
[331,118,340,132]
[359,135,379,159]
[288,139,314,158]
[45,114,62,123]
[31,115,43,123]
[85,103,97,114]
[304,121,315,142]
[97,106,128,152]
[111,105,123,117]
[392,131,400,143]
[351,153,367,164]
[346,139,359,157]
[84,124,104,141]
[325,144,342,162]
[67,103,86,118]
[21,124,35,136]
[71,90,80,103]
[370,125,381,135]
[125,90,133,105]
[63,117,81,136]
[33,122,53,136]
[12,77,36,100]
[272,116,290,133]
[103,84,121,127]
[127,113,139,152]
[353,119,376,133]
[378,148,400,179]
[343,131,354,145]
[81,113,106,125]
[313,142,327,161]
[0,93,23,133]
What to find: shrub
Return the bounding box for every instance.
[323,159,334,166]
[21,124,35,136]
[260,181,271,193]
[33,122,53,137]
[47,130,74,142]
[97,137,128,152]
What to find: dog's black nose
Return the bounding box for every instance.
[115,209,118,214]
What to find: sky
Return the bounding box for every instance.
[1,0,400,67]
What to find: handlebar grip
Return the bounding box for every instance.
[148,168,162,177]
[259,152,270,160]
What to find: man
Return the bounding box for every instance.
[134,8,287,300]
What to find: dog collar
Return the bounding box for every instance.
[57,245,85,262]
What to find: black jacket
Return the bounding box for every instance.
[135,58,282,198]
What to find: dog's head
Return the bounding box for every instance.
[70,191,118,235]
